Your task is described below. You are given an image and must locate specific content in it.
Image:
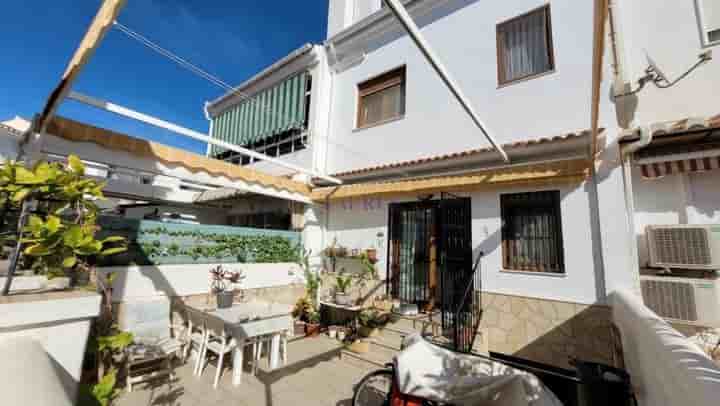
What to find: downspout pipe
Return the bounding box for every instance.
[619,126,652,294]
[622,126,653,157]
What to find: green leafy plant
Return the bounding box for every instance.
[292,296,313,321]
[91,368,120,406]
[335,274,353,293]
[359,309,390,329]
[299,249,320,306]
[0,156,127,285]
[307,309,321,324]
[100,226,300,266]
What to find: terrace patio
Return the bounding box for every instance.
[112,336,372,406]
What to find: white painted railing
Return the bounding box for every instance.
[610,289,720,406]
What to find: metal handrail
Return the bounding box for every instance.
[452,251,483,352]
[454,252,483,315]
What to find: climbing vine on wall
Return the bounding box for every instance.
[97,219,301,266]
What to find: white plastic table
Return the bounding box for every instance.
[206,301,292,386]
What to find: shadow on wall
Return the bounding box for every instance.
[480,293,617,373]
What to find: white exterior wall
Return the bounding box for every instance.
[326,180,603,304]
[326,0,600,174]
[99,263,303,302]
[327,0,384,38]
[632,168,720,267]
[614,0,720,125]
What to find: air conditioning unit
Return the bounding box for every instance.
[646,224,720,271]
[640,275,720,326]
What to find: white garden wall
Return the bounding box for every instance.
[0,291,101,403]
[611,288,720,406]
[99,262,303,302]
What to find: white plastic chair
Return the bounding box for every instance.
[184,307,207,376]
[198,315,237,389]
[253,330,289,372]
[252,334,274,374]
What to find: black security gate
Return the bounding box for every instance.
[387,201,437,306]
[438,193,481,353]
[387,193,481,352]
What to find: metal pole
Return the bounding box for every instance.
[2,199,30,296]
[382,0,509,163]
[67,91,343,185]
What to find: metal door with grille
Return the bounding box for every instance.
[387,201,437,305]
[438,194,481,352]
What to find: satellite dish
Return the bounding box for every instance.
[645,52,670,85]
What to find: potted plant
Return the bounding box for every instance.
[365,247,378,263]
[209,265,242,308]
[305,309,321,337]
[292,296,312,335]
[335,274,353,306]
[358,309,390,338]
[328,325,338,339]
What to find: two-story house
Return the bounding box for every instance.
[205,0,622,368]
[203,0,720,368]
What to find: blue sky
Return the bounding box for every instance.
[0,0,328,154]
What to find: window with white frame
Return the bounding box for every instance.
[697,0,720,45]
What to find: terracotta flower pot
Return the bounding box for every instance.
[305,322,321,337]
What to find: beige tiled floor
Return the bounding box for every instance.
[115,336,375,406]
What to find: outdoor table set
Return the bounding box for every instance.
[188,301,293,387]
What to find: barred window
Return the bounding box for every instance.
[501,190,565,273]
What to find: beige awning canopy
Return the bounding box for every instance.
[46,116,311,198]
[311,159,591,202]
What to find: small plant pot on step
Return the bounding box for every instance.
[348,339,370,354]
[328,326,338,339]
[337,329,347,341]
[216,291,234,309]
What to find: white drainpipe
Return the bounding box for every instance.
[620,126,652,293]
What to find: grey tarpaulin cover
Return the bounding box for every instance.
[395,334,563,406]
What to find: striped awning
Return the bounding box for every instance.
[210,71,308,156]
[639,155,720,179]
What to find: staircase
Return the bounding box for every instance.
[339,311,486,369]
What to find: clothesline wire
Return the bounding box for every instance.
[111,20,413,176]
